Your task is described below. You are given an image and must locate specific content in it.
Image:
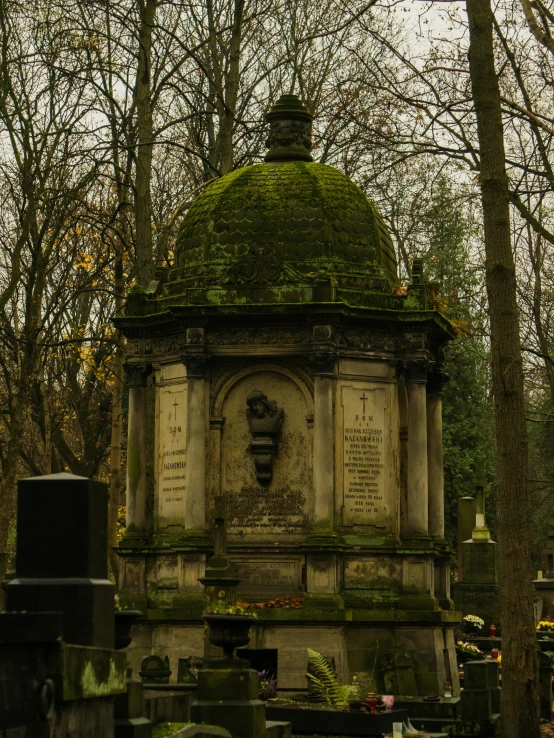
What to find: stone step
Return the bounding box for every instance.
[266,720,292,738]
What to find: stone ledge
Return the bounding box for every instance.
[138,607,461,625]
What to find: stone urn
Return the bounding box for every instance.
[114,609,142,650]
[203,613,255,659]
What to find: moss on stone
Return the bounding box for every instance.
[152,723,190,738]
[171,161,397,306]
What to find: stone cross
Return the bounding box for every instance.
[472,462,490,541]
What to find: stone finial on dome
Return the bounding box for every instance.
[264,94,314,163]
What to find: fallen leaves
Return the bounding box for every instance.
[236,595,303,609]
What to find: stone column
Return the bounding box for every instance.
[182,354,210,534]
[310,349,337,536]
[405,360,430,537]
[427,371,447,539]
[124,363,151,538]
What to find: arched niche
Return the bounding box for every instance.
[214,364,313,542]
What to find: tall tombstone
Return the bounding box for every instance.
[452,466,499,631]
[457,497,476,581]
[5,473,114,648]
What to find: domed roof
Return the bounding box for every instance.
[166,96,397,306]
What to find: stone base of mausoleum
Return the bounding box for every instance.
[125,609,461,696]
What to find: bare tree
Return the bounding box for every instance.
[466,0,540,733]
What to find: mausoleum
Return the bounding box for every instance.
[116,95,460,695]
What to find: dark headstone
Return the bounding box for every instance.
[461,660,500,721]
[5,473,114,648]
[0,612,62,735]
[15,473,108,578]
[140,655,171,684]
[539,651,554,720]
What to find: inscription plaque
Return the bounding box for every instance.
[158,381,187,524]
[342,385,387,526]
[234,559,303,594]
[227,486,306,536]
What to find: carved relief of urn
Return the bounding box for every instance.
[246,390,284,485]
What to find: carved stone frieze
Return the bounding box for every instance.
[152,336,187,354]
[342,330,395,351]
[207,327,311,345]
[126,339,152,355]
[396,333,426,351]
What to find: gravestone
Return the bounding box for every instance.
[140,655,172,684]
[1,474,128,737]
[452,466,500,632]
[5,472,114,648]
[456,497,476,581]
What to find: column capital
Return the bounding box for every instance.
[309,351,338,377]
[427,370,449,395]
[403,359,433,383]
[124,363,152,387]
[181,352,210,379]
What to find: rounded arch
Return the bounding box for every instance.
[211,362,313,417]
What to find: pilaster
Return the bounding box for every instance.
[181,352,210,542]
[427,370,448,540]
[123,363,152,543]
[404,359,432,539]
[309,346,337,539]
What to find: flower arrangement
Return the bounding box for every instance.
[537,620,554,632]
[456,640,483,661]
[258,670,278,700]
[463,615,485,631]
[204,592,258,617]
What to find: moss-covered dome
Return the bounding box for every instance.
[165,96,397,308]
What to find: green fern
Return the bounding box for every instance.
[306,648,357,706]
[336,684,359,706]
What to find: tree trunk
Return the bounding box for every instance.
[0,390,26,606]
[134,0,157,286]
[219,0,244,175]
[466,0,540,735]
[108,249,125,585]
